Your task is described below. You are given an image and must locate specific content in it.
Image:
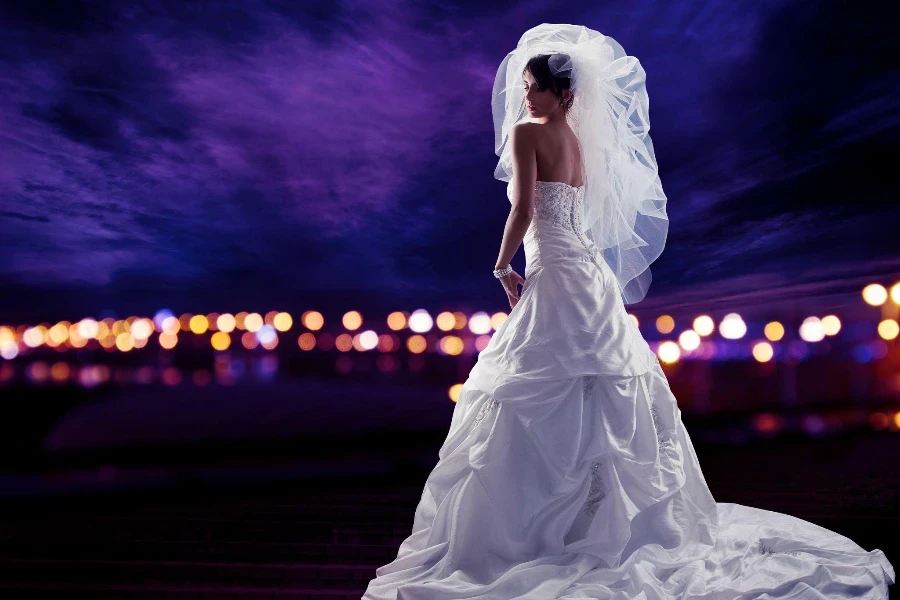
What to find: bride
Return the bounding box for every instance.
[363,24,895,599]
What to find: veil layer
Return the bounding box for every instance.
[492,23,669,305]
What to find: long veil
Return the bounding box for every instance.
[492,23,669,305]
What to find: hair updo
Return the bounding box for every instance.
[524,53,574,111]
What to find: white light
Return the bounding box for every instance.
[678,329,701,351]
[130,318,154,341]
[408,309,434,333]
[359,330,379,350]
[23,327,44,348]
[799,316,825,342]
[77,319,99,339]
[692,315,715,336]
[658,341,681,363]
[718,313,746,340]
[468,311,493,335]
[0,342,18,360]
[256,324,278,345]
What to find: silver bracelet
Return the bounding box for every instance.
[493,265,513,278]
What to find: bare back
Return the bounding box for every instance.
[532,123,584,188]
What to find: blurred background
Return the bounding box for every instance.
[0,0,898,598]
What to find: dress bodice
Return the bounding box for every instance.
[524,181,603,279]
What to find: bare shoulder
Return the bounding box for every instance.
[510,121,539,149]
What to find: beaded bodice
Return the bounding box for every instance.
[527,180,595,257]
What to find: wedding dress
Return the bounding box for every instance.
[362,180,895,599]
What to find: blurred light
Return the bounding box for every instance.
[115,333,135,352]
[440,335,464,356]
[799,317,825,342]
[468,312,492,335]
[159,332,178,350]
[206,313,220,331]
[490,312,509,331]
[449,383,464,402]
[302,311,324,331]
[256,324,278,346]
[656,315,674,334]
[474,334,492,352]
[334,333,353,352]
[244,313,264,333]
[408,309,434,333]
[0,327,15,345]
[99,335,116,350]
[316,332,335,351]
[189,315,209,335]
[718,313,746,340]
[26,362,49,383]
[131,318,154,340]
[217,313,236,333]
[23,327,45,348]
[343,311,363,330]
[161,367,182,386]
[453,312,468,330]
[407,334,427,354]
[877,319,899,341]
[273,312,293,332]
[234,312,248,330]
[50,362,70,382]
[752,341,774,362]
[692,315,714,336]
[764,321,785,342]
[376,334,395,352]
[1,343,19,360]
[869,412,890,430]
[891,282,900,304]
[297,332,316,351]
[161,316,180,334]
[862,283,887,306]
[359,330,379,350]
[821,315,841,336]
[657,341,680,363]
[629,313,639,328]
[49,322,70,345]
[801,414,827,438]
[387,311,407,331]
[153,310,174,332]
[260,333,278,351]
[178,313,193,332]
[678,329,701,352]
[68,326,88,348]
[265,310,279,326]
[241,331,259,349]
[752,413,783,435]
[77,319,99,339]
[436,311,456,332]
[211,331,231,351]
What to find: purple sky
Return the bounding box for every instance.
[1,0,898,323]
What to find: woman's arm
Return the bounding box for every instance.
[494,123,537,271]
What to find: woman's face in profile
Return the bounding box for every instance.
[523,69,555,118]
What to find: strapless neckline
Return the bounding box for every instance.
[535,180,585,191]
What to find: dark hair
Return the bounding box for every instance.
[524,53,573,110]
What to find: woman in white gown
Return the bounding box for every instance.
[363,24,895,600]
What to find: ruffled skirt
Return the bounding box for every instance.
[363,240,895,599]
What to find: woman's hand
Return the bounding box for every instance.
[499,269,526,309]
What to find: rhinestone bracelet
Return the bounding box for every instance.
[493,265,513,278]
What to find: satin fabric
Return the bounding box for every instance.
[362,182,895,599]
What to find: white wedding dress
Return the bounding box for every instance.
[363,181,895,599]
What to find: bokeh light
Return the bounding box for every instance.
[692,315,715,336]
[764,321,785,342]
[342,311,362,330]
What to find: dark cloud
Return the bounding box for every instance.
[0,0,897,322]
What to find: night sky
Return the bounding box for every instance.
[2,0,898,323]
